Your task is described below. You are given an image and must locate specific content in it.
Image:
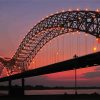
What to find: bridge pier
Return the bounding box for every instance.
[8,79,12,95]
[8,78,25,96]
[75,68,77,95]
[22,78,25,95]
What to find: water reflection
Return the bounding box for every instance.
[25,89,100,95]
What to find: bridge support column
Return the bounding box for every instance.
[8,79,12,95]
[75,68,77,95]
[22,78,25,95]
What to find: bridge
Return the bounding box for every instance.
[0,10,100,95]
[0,51,100,82]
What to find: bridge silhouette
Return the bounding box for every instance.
[0,51,100,82]
[0,10,100,95]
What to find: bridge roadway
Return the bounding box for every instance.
[0,51,100,82]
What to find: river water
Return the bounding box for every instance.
[0,89,100,95]
[25,89,100,95]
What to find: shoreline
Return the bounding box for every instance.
[0,94,100,100]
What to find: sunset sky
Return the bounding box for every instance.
[0,0,100,87]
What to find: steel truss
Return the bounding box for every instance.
[0,10,100,75]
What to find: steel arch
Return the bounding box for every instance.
[0,10,100,75]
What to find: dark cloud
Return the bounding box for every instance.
[81,71,100,79]
[95,66,100,71]
[25,75,75,87]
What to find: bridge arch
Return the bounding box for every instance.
[0,10,100,74]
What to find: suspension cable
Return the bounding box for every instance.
[76,31,79,56]
[63,34,65,60]
[85,33,88,54]
[69,33,72,59]
[56,36,59,62]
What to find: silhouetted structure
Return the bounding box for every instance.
[0,10,100,96]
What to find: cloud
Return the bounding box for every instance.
[25,75,75,86]
[81,71,100,79]
[95,66,100,71]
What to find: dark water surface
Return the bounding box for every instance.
[25,89,100,95]
[0,89,100,95]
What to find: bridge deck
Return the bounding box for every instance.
[0,51,100,82]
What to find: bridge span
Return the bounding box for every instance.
[0,51,100,82]
[0,10,100,96]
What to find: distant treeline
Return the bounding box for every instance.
[0,85,100,90]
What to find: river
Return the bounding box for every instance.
[25,89,100,95]
[0,89,100,95]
